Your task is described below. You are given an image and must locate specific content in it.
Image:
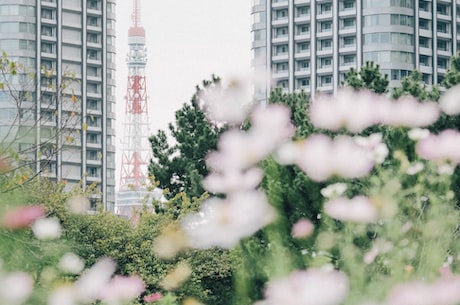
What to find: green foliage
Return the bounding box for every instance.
[148,77,226,199]
[391,71,440,101]
[443,52,460,89]
[342,61,389,94]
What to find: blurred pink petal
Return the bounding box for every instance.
[2,205,45,229]
[324,196,378,223]
[264,268,349,305]
[144,292,163,302]
[0,272,33,304]
[99,275,145,304]
[416,129,460,165]
[291,218,314,238]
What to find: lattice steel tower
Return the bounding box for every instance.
[119,0,150,191]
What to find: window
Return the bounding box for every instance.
[277,80,288,89]
[343,1,355,10]
[321,75,332,85]
[321,57,332,68]
[437,22,449,34]
[296,24,309,35]
[41,9,53,20]
[87,133,100,144]
[296,42,310,53]
[320,21,332,32]
[296,6,309,17]
[87,150,99,160]
[87,99,101,110]
[275,27,288,38]
[276,62,288,72]
[87,167,101,178]
[297,78,310,89]
[41,25,53,36]
[320,39,332,50]
[419,55,430,66]
[41,42,54,53]
[87,16,99,26]
[87,33,100,43]
[342,18,355,29]
[297,60,310,71]
[343,54,355,65]
[437,39,449,51]
[419,37,430,48]
[275,44,288,55]
[275,9,288,20]
[87,0,99,10]
[320,3,332,13]
[87,49,99,60]
[436,3,448,15]
[343,36,355,47]
[419,19,429,30]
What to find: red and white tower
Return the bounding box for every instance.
[116,0,152,216]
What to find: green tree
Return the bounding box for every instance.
[391,70,440,101]
[342,61,389,94]
[443,52,460,89]
[148,77,225,199]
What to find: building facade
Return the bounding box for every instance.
[252,0,460,102]
[0,0,117,211]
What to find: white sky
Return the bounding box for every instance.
[114,1,252,187]
[115,0,252,134]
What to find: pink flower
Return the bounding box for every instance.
[310,89,381,133]
[144,292,163,302]
[440,84,460,115]
[99,275,145,304]
[0,272,33,304]
[416,129,460,165]
[202,167,263,194]
[263,268,349,305]
[295,135,374,181]
[386,276,460,305]
[291,218,314,238]
[182,191,276,249]
[324,196,378,223]
[378,97,440,128]
[2,205,46,229]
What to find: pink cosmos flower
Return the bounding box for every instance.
[310,89,381,133]
[440,84,460,115]
[144,292,163,302]
[202,167,263,194]
[291,218,314,238]
[295,134,374,181]
[1,205,45,229]
[378,96,440,128]
[386,276,460,305]
[263,268,349,305]
[0,272,33,305]
[182,191,276,249]
[416,129,460,165]
[99,275,145,304]
[324,196,378,223]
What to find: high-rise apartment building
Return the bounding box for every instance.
[0,0,117,211]
[252,0,460,102]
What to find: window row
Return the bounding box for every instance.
[364,14,414,27]
[363,0,413,9]
[363,32,413,46]
[363,51,414,64]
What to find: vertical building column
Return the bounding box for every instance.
[56,0,63,180]
[265,0,272,102]
[288,0,294,92]
[356,0,362,68]
[102,0,108,210]
[415,0,420,71]
[332,0,339,93]
[452,0,457,55]
[310,0,316,98]
[432,0,438,83]
[82,0,88,190]
[35,0,42,175]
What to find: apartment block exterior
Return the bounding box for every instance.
[252,0,460,102]
[0,0,117,211]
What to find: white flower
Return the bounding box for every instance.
[67,196,90,214]
[198,78,252,124]
[354,134,388,164]
[408,128,430,141]
[310,89,380,133]
[438,164,455,175]
[296,135,375,182]
[440,84,460,115]
[32,217,62,240]
[320,183,347,198]
[378,97,440,128]
[250,104,295,146]
[202,167,263,194]
[275,141,302,165]
[262,268,349,305]
[0,272,33,305]
[58,252,85,274]
[76,258,116,302]
[48,285,77,305]
[99,275,145,305]
[416,129,460,165]
[182,191,276,249]
[324,196,378,223]
[406,162,424,175]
